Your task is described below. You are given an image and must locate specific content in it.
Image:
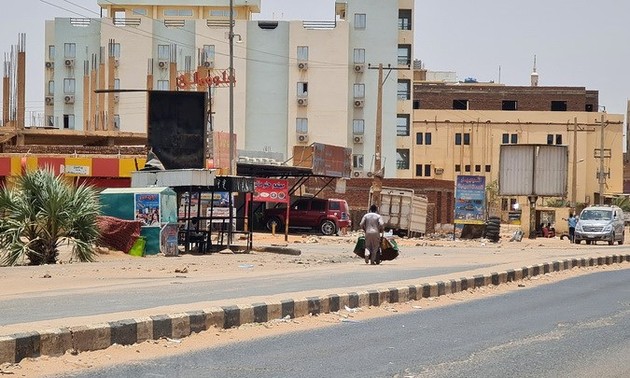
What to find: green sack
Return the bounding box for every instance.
[128,237,146,257]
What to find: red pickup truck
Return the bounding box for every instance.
[263,197,351,236]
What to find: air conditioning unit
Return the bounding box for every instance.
[297,97,308,106]
[45,96,54,105]
[64,95,75,104]
[64,59,75,68]
[45,61,54,69]
[296,133,309,144]
[353,135,363,144]
[203,61,214,68]
[353,64,364,73]
[434,167,444,175]
[366,171,374,178]
[158,60,169,69]
[352,171,365,178]
[297,61,308,71]
[354,99,364,108]
[113,95,119,103]
[114,59,120,68]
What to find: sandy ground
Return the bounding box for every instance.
[0,230,629,377]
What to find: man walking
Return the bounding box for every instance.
[360,204,384,265]
[567,213,577,243]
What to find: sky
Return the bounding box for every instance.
[2,0,629,121]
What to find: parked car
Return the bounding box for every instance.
[574,205,625,245]
[263,197,351,236]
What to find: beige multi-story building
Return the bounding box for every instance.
[412,79,625,221]
[41,0,415,178]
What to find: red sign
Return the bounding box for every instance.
[253,178,289,203]
[176,70,235,89]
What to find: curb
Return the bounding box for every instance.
[1,253,628,364]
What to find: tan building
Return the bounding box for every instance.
[412,80,624,232]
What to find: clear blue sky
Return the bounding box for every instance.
[2,0,629,118]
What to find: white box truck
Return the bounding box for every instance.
[369,187,428,237]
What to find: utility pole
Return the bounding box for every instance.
[598,113,607,204]
[228,0,235,176]
[571,117,577,208]
[367,63,407,209]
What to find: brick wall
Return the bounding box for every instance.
[414,85,598,112]
[301,177,454,233]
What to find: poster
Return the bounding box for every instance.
[253,178,289,203]
[160,223,179,256]
[135,193,161,226]
[454,175,486,225]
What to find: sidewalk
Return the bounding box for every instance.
[1,232,629,363]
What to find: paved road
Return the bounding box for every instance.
[65,269,630,378]
[0,262,492,327]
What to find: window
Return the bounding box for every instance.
[465,165,471,172]
[502,133,518,144]
[354,13,366,29]
[396,149,409,170]
[111,43,121,58]
[353,119,365,134]
[157,80,169,90]
[501,198,509,211]
[585,104,594,112]
[453,99,468,110]
[502,133,509,144]
[297,46,308,61]
[294,200,308,211]
[209,9,237,17]
[48,45,55,61]
[164,9,193,17]
[415,164,432,177]
[455,164,461,172]
[353,48,365,64]
[398,9,412,30]
[63,114,75,129]
[413,99,420,109]
[425,132,432,145]
[396,114,410,136]
[64,43,76,58]
[311,200,326,211]
[353,83,365,98]
[511,134,518,144]
[547,134,554,145]
[114,79,120,90]
[158,45,170,60]
[296,118,308,133]
[397,80,410,100]
[485,165,491,172]
[455,133,468,145]
[502,100,517,111]
[353,154,364,169]
[202,45,215,62]
[397,45,411,66]
[551,101,567,111]
[63,78,75,94]
[475,165,481,172]
[556,134,563,145]
[113,114,120,129]
[297,82,308,97]
[132,8,148,16]
[47,80,54,95]
[46,116,54,127]
[416,132,423,145]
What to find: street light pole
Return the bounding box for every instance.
[228,0,235,176]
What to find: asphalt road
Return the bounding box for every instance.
[63,269,630,378]
[0,262,491,326]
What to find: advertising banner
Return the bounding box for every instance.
[454,175,486,225]
[135,193,161,226]
[253,178,289,204]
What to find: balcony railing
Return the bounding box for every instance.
[302,20,337,29]
[113,17,141,27]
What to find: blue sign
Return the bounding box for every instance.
[454,175,486,224]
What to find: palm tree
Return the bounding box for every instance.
[0,169,101,266]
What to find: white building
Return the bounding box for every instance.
[43,0,415,178]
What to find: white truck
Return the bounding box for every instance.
[368,187,428,237]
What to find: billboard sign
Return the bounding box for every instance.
[454,175,486,225]
[499,145,568,196]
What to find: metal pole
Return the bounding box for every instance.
[228,0,235,176]
[571,117,577,208]
[598,113,606,204]
[371,64,383,208]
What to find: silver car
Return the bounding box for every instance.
[574,205,625,245]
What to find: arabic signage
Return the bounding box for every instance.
[176,69,236,90]
[454,175,486,225]
[253,178,289,204]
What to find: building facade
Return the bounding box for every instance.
[411,81,625,214]
[42,0,415,179]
